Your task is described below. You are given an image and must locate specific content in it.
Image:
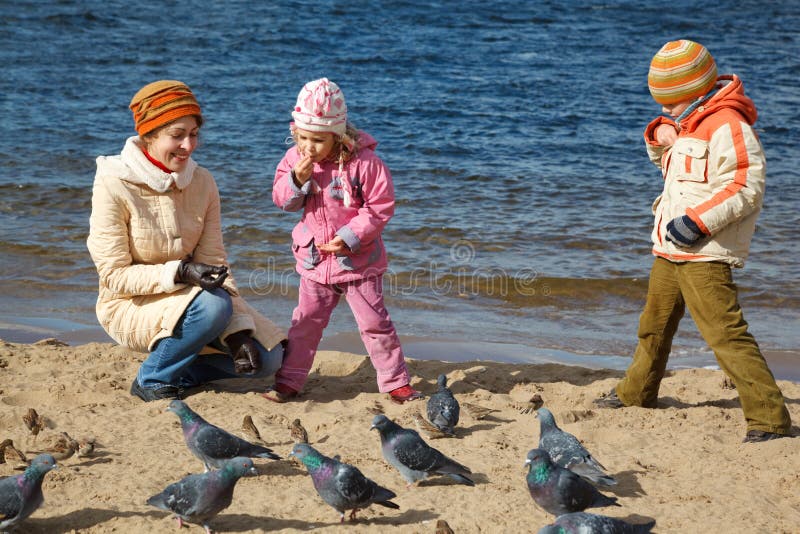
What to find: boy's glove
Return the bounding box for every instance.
[665,215,704,248]
[176,260,228,291]
[225,331,260,374]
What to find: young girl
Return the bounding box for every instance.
[267,78,422,404]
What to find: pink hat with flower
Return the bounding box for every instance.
[291,78,347,136]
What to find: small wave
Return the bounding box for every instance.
[381,270,649,308]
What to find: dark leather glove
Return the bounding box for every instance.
[665,215,704,248]
[176,260,228,291]
[225,331,261,374]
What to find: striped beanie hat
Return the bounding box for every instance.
[291,78,347,137]
[129,80,202,136]
[648,40,718,105]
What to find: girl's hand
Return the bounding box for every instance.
[317,236,348,254]
[655,124,678,147]
[292,154,314,186]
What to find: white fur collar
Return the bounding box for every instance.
[119,136,197,192]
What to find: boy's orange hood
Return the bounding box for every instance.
[682,75,758,132]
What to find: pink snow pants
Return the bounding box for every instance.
[275,276,411,393]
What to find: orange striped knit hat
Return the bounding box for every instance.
[129,80,202,136]
[648,40,718,105]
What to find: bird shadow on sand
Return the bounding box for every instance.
[70,449,119,467]
[620,514,658,528]
[207,512,327,532]
[461,412,516,426]
[457,422,503,437]
[70,456,114,468]
[256,459,306,478]
[601,469,647,497]
[25,508,161,533]
[213,508,437,531]
[416,472,489,487]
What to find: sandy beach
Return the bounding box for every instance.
[1,337,798,533]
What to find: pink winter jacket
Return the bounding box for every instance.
[643,75,765,268]
[272,131,393,284]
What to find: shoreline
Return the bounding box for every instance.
[2,316,798,383]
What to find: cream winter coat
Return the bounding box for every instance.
[644,75,765,268]
[87,136,284,353]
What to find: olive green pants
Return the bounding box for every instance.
[616,257,791,434]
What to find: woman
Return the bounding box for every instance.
[87,80,285,402]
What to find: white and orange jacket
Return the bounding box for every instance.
[644,74,765,268]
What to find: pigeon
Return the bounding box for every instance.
[147,456,256,534]
[410,410,452,440]
[461,402,499,420]
[370,414,474,486]
[166,400,281,472]
[0,454,58,531]
[536,407,616,486]
[426,374,460,435]
[290,443,399,522]
[525,448,619,516]
[289,418,309,444]
[538,512,656,533]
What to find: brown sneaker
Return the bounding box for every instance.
[743,430,789,443]
[261,384,298,403]
[593,389,625,409]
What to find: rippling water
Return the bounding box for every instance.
[1,1,798,372]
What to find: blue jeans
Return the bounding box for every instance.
[137,288,283,389]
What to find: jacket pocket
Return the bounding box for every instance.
[291,224,320,269]
[673,138,708,182]
[335,238,383,272]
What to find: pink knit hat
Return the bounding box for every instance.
[291,78,347,136]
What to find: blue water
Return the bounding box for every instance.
[1,1,798,375]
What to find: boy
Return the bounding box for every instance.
[594,40,791,443]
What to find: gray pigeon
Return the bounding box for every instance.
[370,414,474,486]
[290,443,399,522]
[536,407,617,486]
[426,374,460,435]
[147,456,256,534]
[525,448,619,516]
[0,454,57,531]
[538,512,656,533]
[167,400,280,471]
